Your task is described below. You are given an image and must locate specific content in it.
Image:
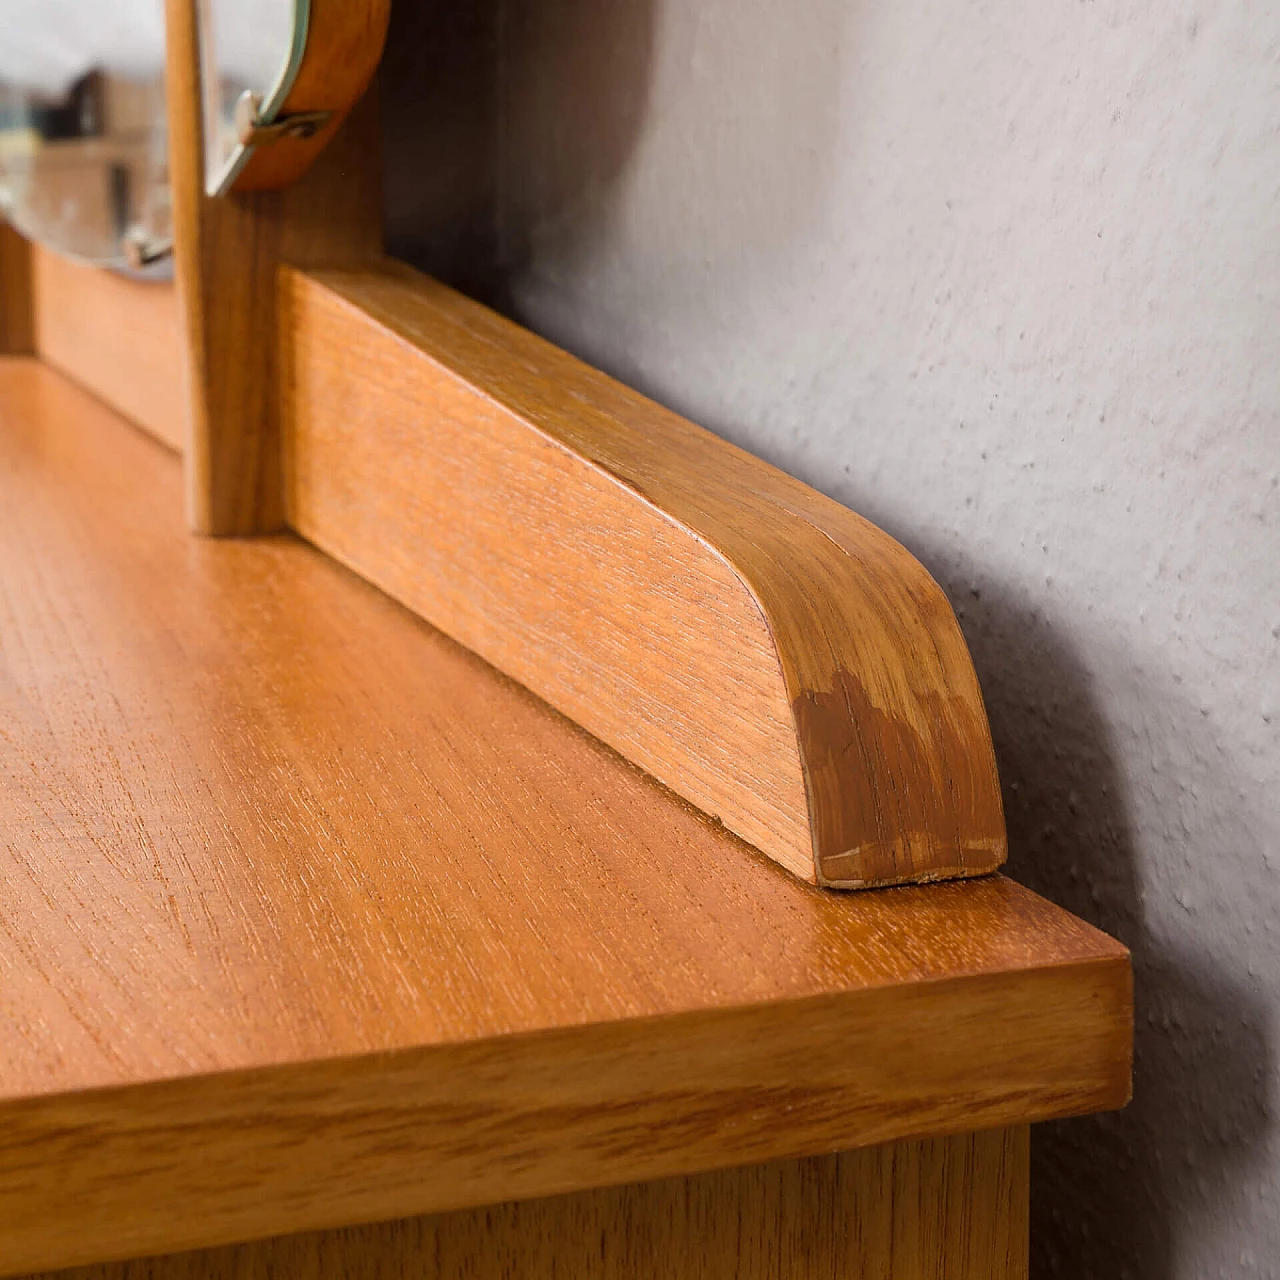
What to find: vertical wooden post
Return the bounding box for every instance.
[0,223,35,355]
[163,0,383,534]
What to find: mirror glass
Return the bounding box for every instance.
[0,1,171,269]
[198,0,302,196]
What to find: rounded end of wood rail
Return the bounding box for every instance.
[681,494,1008,890]
[280,264,1007,890]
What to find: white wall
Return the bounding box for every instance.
[385,1,1280,1272]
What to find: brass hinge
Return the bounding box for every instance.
[234,92,332,148]
[123,229,174,270]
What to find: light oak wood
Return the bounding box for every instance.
[166,0,383,533]
[14,1128,1029,1280]
[231,0,393,193]
[283,264,1006,888]
[30,247,184,451]
[0,359,1128,1273]
[0,223,34,354]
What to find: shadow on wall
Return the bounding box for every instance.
[380,0,659,304]
[926,553,1273,1280]
[382,0,844,325]
[378,2,1274,1275]
[380,0,503,298]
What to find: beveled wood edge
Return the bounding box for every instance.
[228,0,392,193]
[0,949,1129,1276]
[0,223,34,355]
[282,262,1007,889]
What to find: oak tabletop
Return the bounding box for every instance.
[0,357,1130,1270]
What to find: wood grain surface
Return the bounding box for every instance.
[31,248,184,451]
[165,0,383,534]
[283,264,1006,888]
[232,0,393,193]
[0,359,1129,1272]
[0,223,33,354]
[14,1128,1029,1280]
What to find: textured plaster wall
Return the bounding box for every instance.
[382,1,1280,1274]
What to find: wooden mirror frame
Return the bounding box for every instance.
[204,0,391,194]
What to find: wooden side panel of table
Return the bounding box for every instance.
[15,1129,1028,1280]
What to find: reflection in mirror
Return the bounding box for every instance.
[0,1,171,270]
[198,0,301,196]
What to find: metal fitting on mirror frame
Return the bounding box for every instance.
[234,91,331,148]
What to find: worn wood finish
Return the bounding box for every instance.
[0,360,1129,1273]
[165,0,383,533]
[0,223,34,354]
[232,0,392,193]
[14,1129,1029,1280]
[30,247,184,451]
[283,264,1006,888]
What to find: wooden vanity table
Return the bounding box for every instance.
[0,4,1131,1272]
